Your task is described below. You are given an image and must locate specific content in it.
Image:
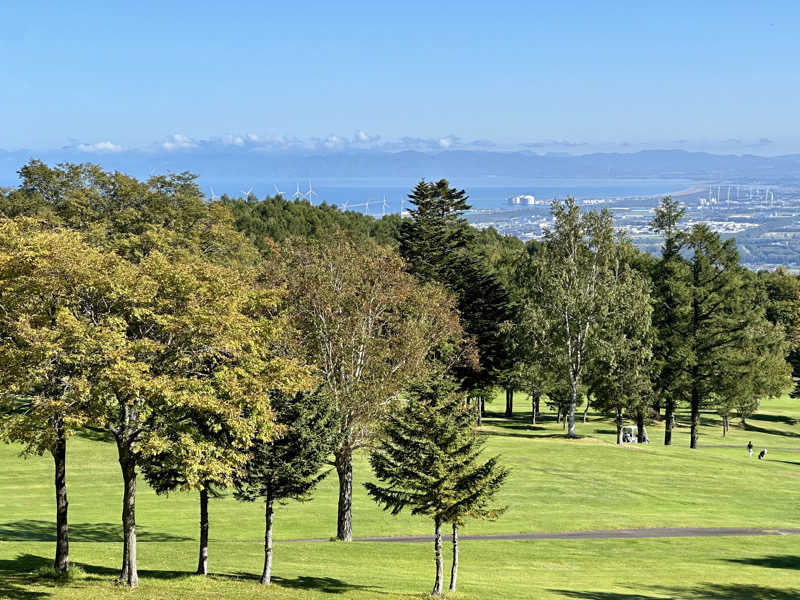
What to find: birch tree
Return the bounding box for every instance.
[282,233,461,541]
[520,199,650,437]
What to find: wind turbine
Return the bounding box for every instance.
[274,184,284,198]
[241,187,253,198]
[306,180,318,204]
[382,195,388,216]
[293,182,304,201]
[209,187,219,201]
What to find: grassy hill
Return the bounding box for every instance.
[1,392,798,599]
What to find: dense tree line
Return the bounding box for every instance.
[1,161,798,595]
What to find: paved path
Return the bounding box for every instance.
[286,527,800,544]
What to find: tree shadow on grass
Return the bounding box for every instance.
[0,554,59,599]
[749,413,798,426]
[551,590,663,599]
[0,520,191,542]
[742,424,800,438]
[483,430,580,440]
[725,555,800,570]
[554,584,800,599]
[226,573,385,595]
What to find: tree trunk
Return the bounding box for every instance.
[432,517,443,596]
[476,398,483,427]
[531,393,540,425]
[556,406,561,423]
[261,496,274,585]
[664,399,674,445]
[583,397,590,423]
[118,450,138,588]
[722,414,729,437]
[449,522,458,592]
[567,388,577,437]
[636,411,648,443]
[52,432,69,572]
[335,447,353,541]
[196,488,209,575]
[505,388,513,418]
[690,386,700,449]
[615,407,623,445]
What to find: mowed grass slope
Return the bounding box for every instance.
[1,392,798,598]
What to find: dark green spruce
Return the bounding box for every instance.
[234,392,335,584]
[365,378,507,596]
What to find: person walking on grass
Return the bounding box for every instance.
[758,448,767,460]
[747,440,753,457]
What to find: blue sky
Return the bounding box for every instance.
[2,0,800,154]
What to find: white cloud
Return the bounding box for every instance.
[161,134,197,151]
[221,134,245,146]
[77,141,124,152]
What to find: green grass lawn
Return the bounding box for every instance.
[1,391,798,598]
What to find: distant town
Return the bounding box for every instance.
[467,183,800,272]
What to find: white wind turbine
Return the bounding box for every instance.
[209,187,219,201]
[293,182,304,201]
[306,180,318,204]
[274,184,284,198]
[241,187,253,198]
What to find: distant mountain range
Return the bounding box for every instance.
[2,148,800,186]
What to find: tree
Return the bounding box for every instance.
[281,233,462,541]
[0,221,123,573]
[674,227,789,448]
[78,251,304,587]
[650,197,691,444]
[234,391,335,584]
[588,324,653,444]
[137,255,311,576]
[518,199,651,437]
[713,317,790,435]
[759,267,800,396]
[365,378,507,596]
[399,179,515,406]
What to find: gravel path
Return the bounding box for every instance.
[285,526,800,543]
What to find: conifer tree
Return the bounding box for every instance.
[234,391,335,584]
[399,179,515,401]
[649,197,691,444]
[365,378,507,596]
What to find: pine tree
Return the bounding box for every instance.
[234,391,335,584]
[365,378,507,596]
[399,179,515,400]
[650,197,691,444]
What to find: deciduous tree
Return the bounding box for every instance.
[282,233,461,541]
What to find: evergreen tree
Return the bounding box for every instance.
[365,378,507,596]
[649,197,691,444]
[399,179,515,401]
[679,226,787,448]
[234,391,335,584]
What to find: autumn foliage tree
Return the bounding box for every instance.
[281,232,462,541]
[0,221,128,573]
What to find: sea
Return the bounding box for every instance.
[200,176,697,216]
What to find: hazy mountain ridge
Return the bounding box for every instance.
[2,148,800,184]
